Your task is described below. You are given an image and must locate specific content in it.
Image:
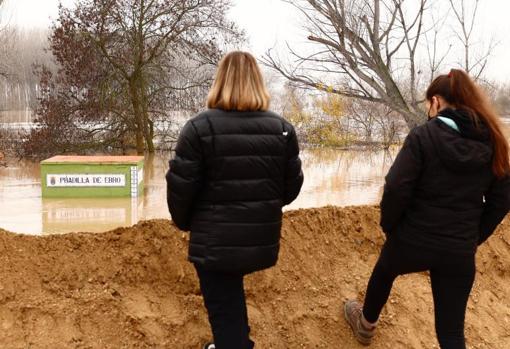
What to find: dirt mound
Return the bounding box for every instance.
[0,206,509,348]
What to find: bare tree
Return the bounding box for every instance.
[0,28,54,115]
[345,98,403,147]
[372,107,402,148]
[0,0,14,80]
[74,0,240,154]
[424,10,452,84]
[345,99,379,142]
[24,0,243,157]
[264,0,494,130]
[263,0,432,128]
[447,0,496,80]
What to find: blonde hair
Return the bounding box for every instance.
[207,51,270,111]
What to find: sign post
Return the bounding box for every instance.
[41,156,144,198]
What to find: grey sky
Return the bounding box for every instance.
[5,0,510,82]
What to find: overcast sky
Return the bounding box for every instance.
[5,0,510,82]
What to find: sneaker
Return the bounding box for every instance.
[344,300,376,346]
[202,342,215,349]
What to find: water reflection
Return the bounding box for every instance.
[0,148,397,235]
[289,148,397,209]
[42,197,143,234]
[0,161,42,234]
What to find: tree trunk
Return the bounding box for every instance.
[406,109,425,129]
[135,126,144,154]
[148,118,155,151]
[141,88,155,153]
[128,77,146,155]
[395,104,425,130]
[130,72,155,154]
[144,117,155,153]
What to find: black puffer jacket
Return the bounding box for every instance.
[166,109,304,273]
[381,108,510,254]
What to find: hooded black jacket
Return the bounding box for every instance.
[166,109,304,273]
[381,108,510,254]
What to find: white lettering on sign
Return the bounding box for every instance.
[47,174,126,187]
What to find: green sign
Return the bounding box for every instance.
[41,156,144,198]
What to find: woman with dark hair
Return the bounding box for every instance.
[166,51,304,349]
[344,69,510,349]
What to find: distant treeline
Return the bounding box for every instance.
[0,29,53,114]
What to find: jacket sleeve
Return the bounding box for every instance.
[283,124,304,205]
[166,120,204,231]
[380,129,423,235]
[478,176,510,244]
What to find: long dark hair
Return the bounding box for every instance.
[426,69,510,178]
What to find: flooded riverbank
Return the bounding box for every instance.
[0,148,397,234]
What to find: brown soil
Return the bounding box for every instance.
[0,206,509,349]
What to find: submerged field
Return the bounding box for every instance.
[0,206,509,348]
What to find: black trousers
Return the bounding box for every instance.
[363,237,475,349]
[195,265,255,349]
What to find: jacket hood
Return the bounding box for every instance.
[428,108,493,172]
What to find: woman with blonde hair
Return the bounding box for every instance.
[166,51,304,349]
[344,69,510,348]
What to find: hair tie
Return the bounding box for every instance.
[448,71,453,78]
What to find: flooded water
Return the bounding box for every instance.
[2,108,508,235]
[0,109,34,123]
[0,149,397,235]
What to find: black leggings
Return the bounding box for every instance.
[195,265,255,349]
[363,238,475,349]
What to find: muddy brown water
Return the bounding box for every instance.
[0,148,397,235]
